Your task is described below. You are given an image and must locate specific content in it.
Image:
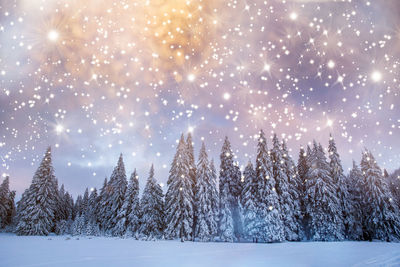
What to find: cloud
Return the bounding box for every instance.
[288,0,342,2]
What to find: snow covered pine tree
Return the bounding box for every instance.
[139,165,164,240]
[165,134,194,241]
[16,147,59,235]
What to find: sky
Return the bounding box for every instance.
[0,0,400,197]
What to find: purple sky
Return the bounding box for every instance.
[1,0,400,197]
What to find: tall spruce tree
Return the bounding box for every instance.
[87,188,98,225]
[346,161,364,240]
[241,161,258,241]
[304,142,343,241]
[74,195,83,219]
[297,148,308,194]
[98,177,109,230]
[195,142,218,241]
[16,147,59,235]
[271,134,298,241]
[282,140,303,240]
[360,150,400,241]
[81,188,90,222]
[297,146,309,237]
[232,162,243,240]
[388,169,400,209]
[186,133,197,236]
[57,184,68,222]
[165,134,194,241]
[0,176,15,228]
[107,154,128,236]
[255,130,284,242]
[328,135,348,238]
[218,137,235,242]
[209,159,219,237]
[139,165,164,239]
[123,169,140,236]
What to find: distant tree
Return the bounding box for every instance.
[97,177,109,231]
[209,159,219,237]
[282,140,303,240]
[124,169,140,236]
[139,165,164,239]
[55,219,70,235]
[0,176,15,228]
[328,135,348,238]
[74,195,83,218]
[218,137,235,242]
[297,146,309,237]
[387,169,400,209]
[241,161,258,241]
[165,134,194,241]
[71,215,86,236]
[81,188,90,222]
[87,188,98,225]
[231,163,243,240]
[16,147,59,235]
[57,185,68,222]
[360,150,400,241]
[108,154,128,236]
[304,142,343,241]
[271,134,299,241]
[255,131,284,242]
[297,147,308,195]
[346,161,364,240]
[186,133,197,237]
[195,142,218,241]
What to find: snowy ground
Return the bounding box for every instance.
[0,233,399,267]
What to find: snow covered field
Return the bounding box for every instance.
[0,234,399,267]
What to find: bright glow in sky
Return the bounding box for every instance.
[1,0,400,197]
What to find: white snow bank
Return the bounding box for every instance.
[0,233,399,267]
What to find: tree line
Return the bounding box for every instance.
[2,131,400,242]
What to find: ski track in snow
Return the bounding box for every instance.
[0,233,399,267]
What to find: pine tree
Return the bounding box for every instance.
[87,188,98,225]
[304,142,343,241]
[231,162,243,240]
[297,147,308,194]
[16,147,59,235]
[165,134,194,241]
[187,133,197,237]
[387,169,400,209]
[98,177,109,231]
[241,161,258,241]
[271,134,298,241]
[108,154,128,236]
[209,159,219,237]
[360,150,400,241]
[195,142,217,241]
[139,165,164,239]
[0,176,14,228]
[346,161,364,240]
[282,140,303,240]
[7,191,16,227]
[218,136,235,242]
[328,135,348,238]
[85,220,100,236]
[74,195,83,218]
[71,215,86,236]
[121,169,140,236]
[255,131,284,242]
[297,146,309,238]
[55,219,70,235]
[81,188,90,222]
[57,184,68,221]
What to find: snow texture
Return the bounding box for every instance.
[0,233,400,267]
